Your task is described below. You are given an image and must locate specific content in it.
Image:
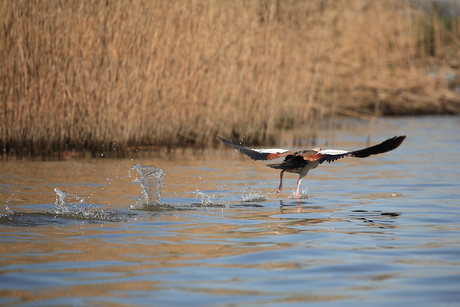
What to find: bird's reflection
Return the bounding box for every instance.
[279,199,308,213]
[278,200,400,229]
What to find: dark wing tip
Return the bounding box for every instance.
[318,135,406,163]
[351,135,406,158]
[218,136,232,147]
[218,136,271,161]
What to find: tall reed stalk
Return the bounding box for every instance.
[1,0,459,157]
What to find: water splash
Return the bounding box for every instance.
[54,188,71,214]
[4,205,13,214]
[288,188,309,199]
[0,189,129,227]
[4,197,14,214]
[131,164,165,209]
[194,190,226,207]
[51,188,128,222]
[241,190,267,202]
[195,190,213,206]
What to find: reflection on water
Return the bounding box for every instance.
[1,116,460,306]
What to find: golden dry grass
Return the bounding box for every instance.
[1,0,460,157]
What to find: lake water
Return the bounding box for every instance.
[1,116,459,306]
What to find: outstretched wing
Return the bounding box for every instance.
[318,135,406,164]
[219,137,291,161]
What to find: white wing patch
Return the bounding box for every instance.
[318,149,350,155]
[252,148,289,154]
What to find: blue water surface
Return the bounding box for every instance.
[1,116,459,306]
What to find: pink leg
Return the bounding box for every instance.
[276,170,284,195]
[294,178,303,198]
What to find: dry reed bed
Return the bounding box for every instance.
[1,0,459,157]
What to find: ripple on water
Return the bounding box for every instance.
[1,116,460,306]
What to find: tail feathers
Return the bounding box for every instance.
[266,163,284,169]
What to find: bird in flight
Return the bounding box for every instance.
[219,135,406,198]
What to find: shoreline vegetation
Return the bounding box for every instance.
[1,0,460,158]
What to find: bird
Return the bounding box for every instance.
[219,135,406,198]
